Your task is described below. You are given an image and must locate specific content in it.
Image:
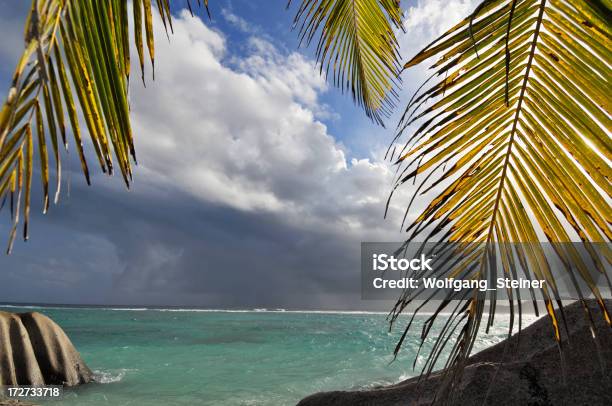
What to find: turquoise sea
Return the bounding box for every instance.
[1,305,533,406]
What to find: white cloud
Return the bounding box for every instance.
[404,0,477,32]
[221,8,254,33]
[403,0,478,44]
[128,10,408,241]
[399,0,478,83]
[237,37,335,119]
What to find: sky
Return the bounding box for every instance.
[0,0,478,310]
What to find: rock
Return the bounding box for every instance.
[298,300,612,406]
[0,311,92,387]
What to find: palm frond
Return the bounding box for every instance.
[289,0,403,125]
[0,0,211,254]
[387,0,611,396]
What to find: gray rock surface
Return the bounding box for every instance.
[298,300,612,405]
[0,311,92,387]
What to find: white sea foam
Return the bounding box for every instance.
[1,303,392,314]
[0,305,44,309]
[154,308,392,315]
[397,373,412,382]
[93,369,136,384]
[0,304,542,321]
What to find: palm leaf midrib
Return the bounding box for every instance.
[484,0,547,244]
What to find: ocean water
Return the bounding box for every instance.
[0,306,534,406]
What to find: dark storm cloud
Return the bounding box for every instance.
[0,176,368,309]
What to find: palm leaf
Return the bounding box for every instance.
[387,0,611,397]
[0,0,213,254]
[289,0,403,125]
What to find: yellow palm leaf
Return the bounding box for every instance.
[387,0,611,396]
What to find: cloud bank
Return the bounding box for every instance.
[0,2,477,309]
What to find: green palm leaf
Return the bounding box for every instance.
[289,0,403,125]
[387,0,611,396]
[0,0,148,253]
[0,0,207,253]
